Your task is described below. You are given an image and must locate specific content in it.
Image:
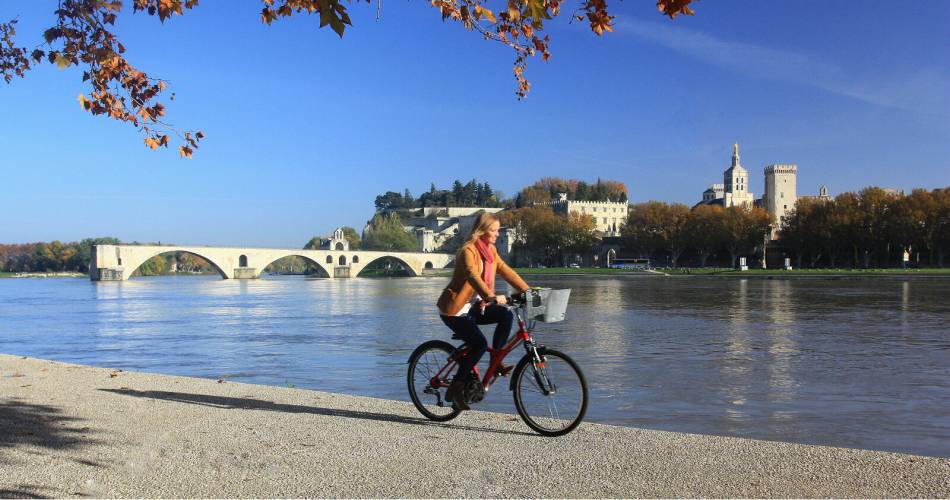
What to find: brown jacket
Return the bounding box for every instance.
[437,242,529,316]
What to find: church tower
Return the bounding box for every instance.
[723,143,754,207]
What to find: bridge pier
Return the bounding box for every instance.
[233,267,257,279]
[90,266,124,281]
[333,266,351,278]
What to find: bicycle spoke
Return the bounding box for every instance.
[408,342,461,421]
[513,350,588,436]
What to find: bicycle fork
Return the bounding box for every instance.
[524,340,556,396]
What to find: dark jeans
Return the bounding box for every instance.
[440,304,514,384]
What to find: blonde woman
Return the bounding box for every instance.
[437,212,530,410]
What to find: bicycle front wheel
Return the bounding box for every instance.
[512,348,588,436]
[407,340,461,422]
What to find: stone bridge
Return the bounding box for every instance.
[89,244,454,281]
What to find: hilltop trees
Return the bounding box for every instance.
[1,1,697,156]
[515,177,627,206]
[362,212,417,251]
[374,180,501,211]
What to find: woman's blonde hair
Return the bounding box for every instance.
[465,212,501,245]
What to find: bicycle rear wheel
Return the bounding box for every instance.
[512,348,588,436]
[407,340,461,422]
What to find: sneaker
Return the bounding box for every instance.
[451,398,470,411]
[495,363,514,377]
[445,379,470,411]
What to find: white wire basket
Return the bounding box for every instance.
[524,288,571,323]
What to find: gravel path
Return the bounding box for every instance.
[1,354,947,498]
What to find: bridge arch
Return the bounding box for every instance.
[356,255,419,277]
[125,249,229,279]
[259,253,330,278]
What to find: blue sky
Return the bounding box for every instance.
[2,1,948,247]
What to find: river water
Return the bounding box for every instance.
[1,275,948,457]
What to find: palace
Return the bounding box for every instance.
[694,143,831,226]
[542,193,628,236]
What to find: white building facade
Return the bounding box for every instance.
[763,164,798,224]
[547,193,628,236]
[722,143,756,208]
[694,143,832,231]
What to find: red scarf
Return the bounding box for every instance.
[475,239,495,294]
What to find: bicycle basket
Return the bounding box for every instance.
[524,288,571,322]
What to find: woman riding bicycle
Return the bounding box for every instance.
[437,212,530,411]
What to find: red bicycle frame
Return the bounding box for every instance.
[429,306,532,392]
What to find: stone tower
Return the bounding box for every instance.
[764,164,798,224]
[723,143,755,207]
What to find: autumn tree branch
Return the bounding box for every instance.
[1,0,695,156]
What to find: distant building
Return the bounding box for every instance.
[319,228,350,251]
[378,206,505,253]
[695,143,831,228]
[798,185,833,204]
[694,143,755,209]
[763,164,798,225]
[544,193,627,236]
[722,143,756,208]
[702,184,725,203]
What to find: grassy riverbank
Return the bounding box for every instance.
[661,267,950,276]
[430,267,950,278]
[513,267,639,275]
[504,267,950,277]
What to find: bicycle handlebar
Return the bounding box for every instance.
[504,291,528,306]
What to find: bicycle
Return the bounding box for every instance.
[406,288,588,436]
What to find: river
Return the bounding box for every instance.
[1,275,947,457]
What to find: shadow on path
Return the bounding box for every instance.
[0,485,51,499]
[0,399,107,498]
[0,399,101,461]
[99,388,536,437]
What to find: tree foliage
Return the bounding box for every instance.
[0,237,120,272]
[516,177,628,206]
[362,212,417,251]
[780,186,950,268]
[720,205,771,268]
[0,237,223,275]
[341,226,362,249]
[0,0,695,155]
[498,206,597,266]
[375,179,501,211]
[622,202,769,268]
[622,201,691,265]
[303,226,361,250]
